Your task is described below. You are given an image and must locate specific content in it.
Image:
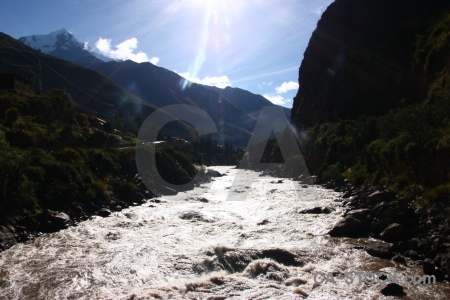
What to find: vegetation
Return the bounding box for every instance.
[297,11,450,214]
[0,89,201,223]
[254,11,450,216]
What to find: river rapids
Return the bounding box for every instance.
[0,166,448,299]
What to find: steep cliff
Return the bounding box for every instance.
[292,0,449,126]
[290,0,450,192]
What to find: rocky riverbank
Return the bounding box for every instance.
[326,184,450,282]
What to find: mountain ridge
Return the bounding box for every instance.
[19,28,111,67]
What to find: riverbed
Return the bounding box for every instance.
[0,166,448,299]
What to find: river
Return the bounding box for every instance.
[0,166,448,299]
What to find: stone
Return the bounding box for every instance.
[380,223,406,243]
[0,226,16,251]
[299,207,334,214]
[328,216,371,237]
[372,218,394,237]
[365,241,394,259]
[206,170,223,177]
[257,248,301,266]
[51,212,71,227]
[367,190,395,204]
[392,254,407,265]
[98,208,111,217]
[345,208,372,223]
[381,283,406,297]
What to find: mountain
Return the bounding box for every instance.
[16,29,289,148]
[92,60,294,147]
[291,0,450,127]
[18,28,110,67]
[289,0,450,194]
[0,32,161,132]
[203,85,291,120]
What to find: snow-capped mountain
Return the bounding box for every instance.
[18,28,110,66]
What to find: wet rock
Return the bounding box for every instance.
[284,277,307,286]
[213,247,258,273]
[367,190,395,204]
[299,207,334,214]
[422,259,445,278]
[36,210,71,233]
[257,219,269,225]
[0,226,16,251]
[344,208,372,223]
[206,169,223,177]
[243,259,288,280]
[365,241,394,259]
[380,223,406,243]
[392,254,407,265]
[98,208,111,217]
[328,216,371,237]
[179,211,214,223]
[372,218,394,237]
[69,204,85,219]
[52,212,71,227]
[292,287,309,298]
[404,250,422,260]
[257,248,302,266]
[372,201,388,216]
[381,283,406,297]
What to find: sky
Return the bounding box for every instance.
[0,0,334,108]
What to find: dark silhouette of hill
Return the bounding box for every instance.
[0,32,156,120]
[92,60,284,147]
[0,32,200,138]
[291,0,449,127]
[16,29,291,148]
[286,0,450,209]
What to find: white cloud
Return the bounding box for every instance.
[258,81,274,88]
[177,72,231,89]
[95,37,159,64]
[276,81,299,94]
[263,94,286,106]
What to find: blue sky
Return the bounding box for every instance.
[0,0,334,108]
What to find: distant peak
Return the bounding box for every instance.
[50,28,72,36]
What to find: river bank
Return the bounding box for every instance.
[1,166,449,299]
[324,182,450,285]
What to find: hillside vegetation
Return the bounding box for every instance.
[288,1,450,216]
[0,90,201,226]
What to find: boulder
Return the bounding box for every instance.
[328,216,371,237]
[206,170,223,177]
[299,207,334,214]
[257,248,302,266]
[372,218,394,237]
[36,210,71,233]
[98,208,111,217]
[0,226,16,251]
[51,212,71,227]
[381,283,406,297]
[365,241,394,259]
[392,254,407,265]
[367,190,395,204]
[344,208,372,223]
[380,223,406,243]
